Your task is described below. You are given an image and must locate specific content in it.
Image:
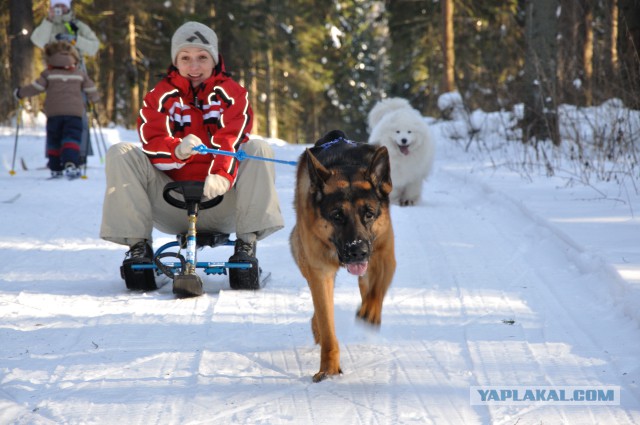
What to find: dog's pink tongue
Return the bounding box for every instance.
[399,145,410,155]
[346,262,368,276]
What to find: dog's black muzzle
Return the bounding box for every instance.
[340,239,371,264]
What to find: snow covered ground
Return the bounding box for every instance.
[1,108,640,424]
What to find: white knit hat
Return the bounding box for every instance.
[171,22,219,65]
[52,0,72,8]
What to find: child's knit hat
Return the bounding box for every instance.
[45,41,80,64]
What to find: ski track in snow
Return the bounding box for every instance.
[1,125,640,424]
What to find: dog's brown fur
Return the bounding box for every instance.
[290,130,396,382]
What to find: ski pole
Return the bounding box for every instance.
[9,101,23,176]
[192,145,297,166]
[90,104,109,160]
[78,105,89,179]
[92,118,104,162]
[88,103,104,163]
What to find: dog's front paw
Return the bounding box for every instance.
[399,199,415,207]
[313,367,343,383]
[356,302,383,325]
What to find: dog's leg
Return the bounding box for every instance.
[311,312,320,344]
[307,273,342,382]
[291,229,341,381]
[401,180,423,206]
[357,236,396,324]
[390,191,400,205]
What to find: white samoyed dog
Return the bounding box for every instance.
[367,98,435,206]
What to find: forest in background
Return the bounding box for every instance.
[2,0,640,145]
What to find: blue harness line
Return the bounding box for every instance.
[319,136,357,149]
[192,144,298,166]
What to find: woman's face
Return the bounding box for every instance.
[52,5,70,15]
[175,47,215,88]
[49,4,71,22]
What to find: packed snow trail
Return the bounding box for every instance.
[1,127,640,424]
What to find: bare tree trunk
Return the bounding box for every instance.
[94,0,114,124]
[0,11,11,122]
[606,0,620,80]
[9,0,35,93]
[442,0,455,92]
[265,46,278,139]
[557,0,593,106]
[312,93,320,143]
[522,0,560,145]
[250,63,260,135]
[582,1,594,105]
[619,0,640,108]
[128,15,139,128]
[385,0,420,99]
[105,42,115,123]
[557,0,580,105]
[213,0,235,71]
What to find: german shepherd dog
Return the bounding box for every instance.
[290,130,396,382]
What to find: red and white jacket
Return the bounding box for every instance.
[137,57,253,186]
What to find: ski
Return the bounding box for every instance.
[258,270,271,289]
[2,194,21,204]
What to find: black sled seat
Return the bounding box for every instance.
[162,180,223,211]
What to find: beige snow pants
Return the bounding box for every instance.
[100,139,284,246]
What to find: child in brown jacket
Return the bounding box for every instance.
[15,41,99,179]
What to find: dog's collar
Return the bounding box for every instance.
[321,136,357,149]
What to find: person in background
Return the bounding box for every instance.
[31,0,99,59]
[30,0,100,167]
[14,41,100,179]
[100,21,284,291]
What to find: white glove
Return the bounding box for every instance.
[203,174,231,199]
[175,134,203,160]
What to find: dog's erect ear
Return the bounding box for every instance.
[304,149,332,191]
[367,146,392,196]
